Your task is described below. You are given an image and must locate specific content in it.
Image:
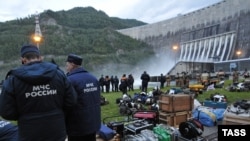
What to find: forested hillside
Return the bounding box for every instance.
[0,7,155,79]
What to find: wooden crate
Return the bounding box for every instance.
[159,110,192,128]
[159,94,194,112]
[222,110,250,125]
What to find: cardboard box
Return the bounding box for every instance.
[222,110,250,125]
[159,94,194,112]
[159,110,192,128]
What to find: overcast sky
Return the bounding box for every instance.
[0,0,221,24]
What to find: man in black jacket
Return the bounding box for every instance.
[99,75,105,93]
[127,74,134,91]
[140,71,150,93]
[113,75,119,92]
[0,44,77,141]
[160,73,166,89]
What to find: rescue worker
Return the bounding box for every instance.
[0,44,77,141]
[243,68,250,79]
[217,69,225,81]
[114,75,119,92]
[104,75,111,93]
[99,75,105,93]
[160,73,166,89]
[232,69,239,83]
[175,73,180,87]
[120,74,128,94]
[184,72,190,87]
[179,72,185,87]
[127,74,134,91]
[166,73,171,87]
[201,71,209,86]
[140,71,150,93]
[65,53,101,141]
[110,75,115,92]
[196,72,201,84]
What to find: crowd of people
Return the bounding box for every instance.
[193,69,250,90]
[98,73,136,94]
[97,70,190,94]
[98,71,153,94]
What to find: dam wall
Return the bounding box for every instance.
[118,0,250,60]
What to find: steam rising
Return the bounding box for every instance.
[93,53,175,89]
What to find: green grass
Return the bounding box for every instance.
[3,79,250,125]
[100,79,250,121]
[101,89,141,120]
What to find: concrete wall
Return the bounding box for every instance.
[118,0,250,60]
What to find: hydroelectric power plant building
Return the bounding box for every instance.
[118,0,250,76]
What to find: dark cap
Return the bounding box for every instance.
[66,54,82,65]
[20,44,40,57]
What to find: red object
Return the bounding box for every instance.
[132,110,159,126]
[133,112,156,119]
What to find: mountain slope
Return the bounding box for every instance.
[0,6,154,78]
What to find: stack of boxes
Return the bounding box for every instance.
[158,94,194,128]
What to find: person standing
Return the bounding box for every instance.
[160,73,166,89]
[110,75,115,92]
[120,74,128,94]
[104,75,111,93]
[243,68,250,79]
[175,73,180,87]
[196,72,201,84]
[184,72,190,87]
[140,71,150,93]
[232,69,239,83]
[166,73,171,87]
[114,75,119,92]
[99,75,105,93]
[179,72,184,87]
[65,53,101,141]
[0,44,77,141]
[217,69,225,81]
[127,74,134,91]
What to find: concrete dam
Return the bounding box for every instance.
[118,0,250,75]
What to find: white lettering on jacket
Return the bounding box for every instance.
[83,83,98,93]
[25,84,57,98]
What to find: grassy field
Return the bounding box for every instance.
[2,79,250,125]
[100,79,250,121]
